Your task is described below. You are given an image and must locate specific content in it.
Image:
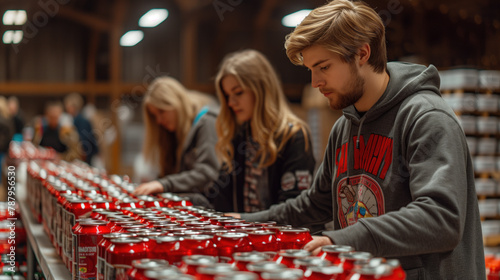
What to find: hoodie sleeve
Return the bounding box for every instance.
[326,110,470,257]
[276,129,316,202]
[158,114,220,194]
[242,125,339,227]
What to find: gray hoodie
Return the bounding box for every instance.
[241,62,485,279]
[158,107,220,197]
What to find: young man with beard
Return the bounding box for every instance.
[234,0,485,278]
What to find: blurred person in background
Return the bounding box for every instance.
[64,92,99,166]
[132,76,219,207]
[35,101,80,161]
[208,49,316,213]
[7,96,24,142]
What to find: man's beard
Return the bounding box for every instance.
[327,64,365,111]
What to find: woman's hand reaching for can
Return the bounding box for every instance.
[133,181,163,196]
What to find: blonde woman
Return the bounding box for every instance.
[209,49,315,212]
[133,76,219,206]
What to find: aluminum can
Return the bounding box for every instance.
[180,255,218,276]
[104,237,148,280]
[317,245,355,265]
[303,266,343,280]
[277,228,312,250]
[246,261,287,279]
[183,235,217,256]
[247,230,278,252]
[63,198,93,272]
[293,257,331,271]
[273,249,311,268]
[338,251,372,278]
[233,252,270,271]
[97,233,135,280]
[345,264,395,280]
[127,258,169,280]
[197,263,237,280]
[214,232,252,259]
[72,220,111,280]
[149,235,185,266]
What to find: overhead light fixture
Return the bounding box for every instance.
[3,10,27,25]
[3,30,23,44]
[282,9,312,27]
[139,8,168,28]
[120,30,144,47]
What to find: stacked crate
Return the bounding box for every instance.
[440,69,500,254]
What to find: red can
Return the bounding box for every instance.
[127,258,169,280]
[345,264,394,280]
[253,221,277,229]
[277,228,312,250]
[338,252,372,279]
[180,255,218,276]
[197,263,237,280]
[105,237,149,280]
[63,198,94,272]
[292,257,331,271]
[72,220,111,280]
[273,249,311,268]
[233,252,270,271]
[183,235,217,256]
[303,266,344,280]
[214,232,252,259]
[246,261,288,280]
[261,268,303,280]
[248,230,279,252]
[136,195,166,208]
[149,235,185,266]
[317,245,354,265]
[97,233,135,280]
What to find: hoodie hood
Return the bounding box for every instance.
[343,62,441,124]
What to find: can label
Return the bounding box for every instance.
[73,233,100,280]
[105,263,131,280]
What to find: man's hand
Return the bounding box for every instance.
[303,236,333,255]
[224,213,241,219]
[133,181,163,196]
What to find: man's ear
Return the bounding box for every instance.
[358,43,371,66]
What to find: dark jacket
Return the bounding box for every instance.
[209,124,316,213]
[158,107,220,198]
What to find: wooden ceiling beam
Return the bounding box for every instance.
[0,82,144,95]
[58,6,111,32]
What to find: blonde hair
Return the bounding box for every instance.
[215,49,310,172]
[64,92,85,112]
[142,76,211,176]
[285,0,386,73]
[0,96,9,119]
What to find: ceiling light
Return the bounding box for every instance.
[3,10,27,25]
[282,9,312,27]
[3,31,13,44]
[3,30,23,44]
[120,30,144,47]
[12,30,23,44]
[139,8,168,28]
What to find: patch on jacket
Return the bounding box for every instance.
[281,172,296,191]
[295,170,312,190]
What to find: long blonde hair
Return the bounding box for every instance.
[285,0,386,73]
[142,76,211,176]
[215,49,310,172]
